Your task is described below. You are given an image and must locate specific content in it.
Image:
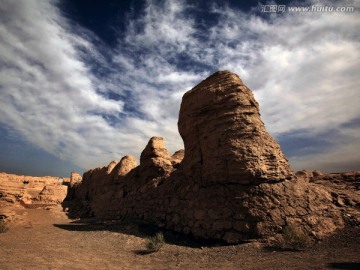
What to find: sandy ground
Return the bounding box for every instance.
[0,204,359,270]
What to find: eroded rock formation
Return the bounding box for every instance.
[296,170,360,225]
[67,71,347,243]
[115,156,137,176]
[0,172,68,206]
[178,71,293,185]
[0,172,69,223]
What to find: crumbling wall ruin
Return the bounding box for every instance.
[67,71,344,243]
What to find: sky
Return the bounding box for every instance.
[0,0,359,177]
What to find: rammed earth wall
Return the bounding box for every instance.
[68,71,344,243]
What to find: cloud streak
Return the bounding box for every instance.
[0,0,123,168]
[0,0,359,173]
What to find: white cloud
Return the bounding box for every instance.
[0,0,123,169]
[0,0,359,173]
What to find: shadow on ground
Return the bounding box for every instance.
[53,218,244,249]
[327,263,360,270]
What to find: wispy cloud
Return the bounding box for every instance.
[0,0,359,172]
[0,0,123,168]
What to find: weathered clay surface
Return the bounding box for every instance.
[67,71,346,243]
[69,172,82,187]
[115,156,137,177]
[178,71,294,185]
[0,172,68,222]
[296,170,360,226]
[170,150,185,168]
[0,172,68,205]
[37,185,67,204]
[139,136,174,182]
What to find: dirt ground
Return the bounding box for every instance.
[0,204,359,270]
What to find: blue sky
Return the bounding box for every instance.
[0,0,359,177]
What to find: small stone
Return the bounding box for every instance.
[335,197,345,207]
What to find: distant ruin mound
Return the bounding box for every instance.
[0,172,69,222]
[0,172,69,206]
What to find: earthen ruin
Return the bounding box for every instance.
[66,71,351,243]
